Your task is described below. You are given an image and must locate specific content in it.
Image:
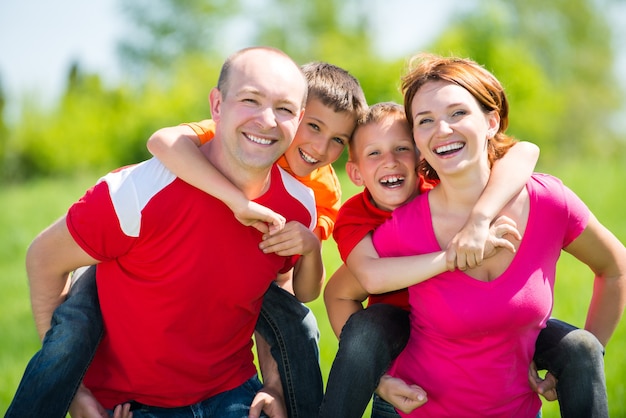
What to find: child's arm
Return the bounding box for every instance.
[147,125,286,234]
[347,218,519,294]
[323,264,369,338]
[447,141,539,270]
[259,221,324,303]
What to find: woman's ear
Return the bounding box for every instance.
[346,160,365,187]
[487,111,500,138]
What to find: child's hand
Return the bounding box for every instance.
[483,216,520,259]
[447,215,520,271]
[375,373,427,413]
[231,200,286,235]
[446,216,491,271]
[528,360,558,401]
[259,221,320,257]
[69,384,110,418]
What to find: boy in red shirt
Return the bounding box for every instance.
[320,102,606,417]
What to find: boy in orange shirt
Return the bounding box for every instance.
[143,62,367,417]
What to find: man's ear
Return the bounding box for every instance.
[345,160,365,187]
[209,88,222,122]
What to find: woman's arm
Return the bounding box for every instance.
[564,213,626,346]
[447,141,539,270]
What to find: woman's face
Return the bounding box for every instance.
[409,80,499,178]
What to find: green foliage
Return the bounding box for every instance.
[428,0,624,163]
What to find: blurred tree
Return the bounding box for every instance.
[429,0,623,161]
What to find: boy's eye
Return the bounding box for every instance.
[332,137,346,146]
[308,123,320,131]
[368,150,380,157]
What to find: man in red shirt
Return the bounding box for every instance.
[18,46,319,418]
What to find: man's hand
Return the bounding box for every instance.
[528,360,558,401]
[259,221,320,257]
[69,384,109,418]
[249,387,287,418]
[375,374,427,414]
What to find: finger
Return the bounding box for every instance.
[251,221,270,235]
[494,237,516,253]
[445,247,457,271]
[248,396,264,418]
[456,252,468,271]
[496,224,521,241]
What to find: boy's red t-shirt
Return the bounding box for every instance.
[333,176,436,310]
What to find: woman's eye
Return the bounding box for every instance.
[332,137,346,146]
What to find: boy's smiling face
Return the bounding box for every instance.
[283,97,357,177]
[347,115,420,212]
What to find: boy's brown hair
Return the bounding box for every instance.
[348,102,408,162]
[301,62,368,128]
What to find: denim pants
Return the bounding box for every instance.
[320,302,607,418]
[6,268,323,418]
[114,376,268,418]
[318,303,410,418]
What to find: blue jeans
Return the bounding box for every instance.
[113,376,268,418]
[256,282,324,418]
[320,303,607,418]
[318,304,410,418]
[534,318,608,418]
[6,270,323,418]
[6,265,103,418]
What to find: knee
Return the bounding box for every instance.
[561,329,605,366]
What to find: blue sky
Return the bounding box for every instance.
[0,0,624,122]
[0,0,458,115]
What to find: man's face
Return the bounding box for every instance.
[211,50,307,172]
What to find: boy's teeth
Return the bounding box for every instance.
[300,149,319,164]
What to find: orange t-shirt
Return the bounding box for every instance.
[185,120,340,241]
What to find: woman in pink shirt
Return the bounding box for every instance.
[368,53,626,417]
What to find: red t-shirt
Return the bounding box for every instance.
[333,176,436,310]
[68,158,316,409]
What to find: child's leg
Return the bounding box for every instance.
[6,265,103,418]
[534,318,608,418]
[255,282,323,418]
[318,303,410,418]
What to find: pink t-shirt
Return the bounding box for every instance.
[373,174,589,417]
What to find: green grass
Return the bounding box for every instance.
[1,160,625,417]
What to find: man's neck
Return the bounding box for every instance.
[202,139,273,200]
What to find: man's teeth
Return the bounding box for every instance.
[435,142,464,155]
[248,134,273,145]
[300,149,319,164]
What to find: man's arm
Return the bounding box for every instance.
[148,125,285,234]
[26,216,99,339]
